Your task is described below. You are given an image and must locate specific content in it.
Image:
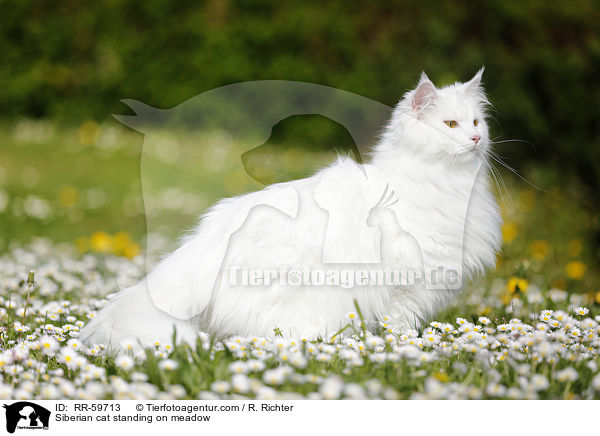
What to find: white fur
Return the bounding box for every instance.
[80,70,502,348]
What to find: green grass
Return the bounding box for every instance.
[0,120,599,399]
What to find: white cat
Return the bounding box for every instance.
[80,69,502,347]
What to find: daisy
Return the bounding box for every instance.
[320,376,343,400]
[229,361,247,374]
[591,374,600,391]
[59,348,78,369]
[530,374,549,391]
[246,359,266,372]
[555,367,578,382]
[158,359,178,371]
[115,355,134,371]
[262,369,286,385]
[231,374,250,393]
[345,312,358,321]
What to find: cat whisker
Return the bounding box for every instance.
[484,157,510,206]
[486,152,551,193]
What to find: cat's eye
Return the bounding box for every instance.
[473,119,479,127]
[444,120,457,128]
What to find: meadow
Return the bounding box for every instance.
[0,119,599,399]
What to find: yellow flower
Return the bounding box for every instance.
[501,222,517,244]
[433,372,449,383]
[595,292,600,305]
[123,242,140,259]
[567,239,583,257]
[507,277,528,294]
[90,231,113,253]
[112,231,132,255]
[565,261,586,280]
[530,240,549,260]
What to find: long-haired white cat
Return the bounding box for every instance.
[80,69,501,347]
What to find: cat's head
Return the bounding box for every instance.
[384,68,490,162]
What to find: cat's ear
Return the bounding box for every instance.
[465,67,485,90]
[412,72,437,115]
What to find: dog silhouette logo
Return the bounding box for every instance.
[3,402,50,433]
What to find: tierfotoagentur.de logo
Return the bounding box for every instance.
[2,402,50,433]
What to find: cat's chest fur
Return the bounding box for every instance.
[370,155,501,283]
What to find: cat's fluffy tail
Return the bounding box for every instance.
[78,282,198,350]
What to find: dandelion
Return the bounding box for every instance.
[433,372,449,383]
[507,277,528,294]
[565,261,586,280]
[90,231,113,253]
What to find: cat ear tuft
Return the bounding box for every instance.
[465,67,485,89]
[412,73,437,114]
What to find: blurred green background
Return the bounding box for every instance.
[0,0,599,298]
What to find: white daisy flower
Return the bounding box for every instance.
[158,359,178,371]
[115,355,134,371]
[555,367,578,382]
[210,380,230,394]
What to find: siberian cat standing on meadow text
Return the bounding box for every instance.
[80,69,502,348]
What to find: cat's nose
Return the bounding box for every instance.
[471,135,481,144]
